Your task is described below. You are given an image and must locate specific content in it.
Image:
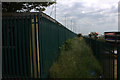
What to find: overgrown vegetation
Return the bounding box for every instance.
[49,38,102,78]
[2,2,55,12]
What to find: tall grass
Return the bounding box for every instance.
[49,38,102,78]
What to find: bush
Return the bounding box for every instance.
[49,38,102,78]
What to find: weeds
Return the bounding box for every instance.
[49,38,102,78]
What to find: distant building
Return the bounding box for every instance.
[104,32,120,43]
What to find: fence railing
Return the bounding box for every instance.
[84,37,115,80]
[117,45,120,80]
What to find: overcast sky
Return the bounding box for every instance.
[44,0,119,35]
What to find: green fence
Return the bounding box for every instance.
[84,37,114,80]
[117,45,120,80]
[2,12,77,79]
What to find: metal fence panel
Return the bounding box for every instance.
[2,13,77,79]
[117,45,120,80]
[84,37,114,80]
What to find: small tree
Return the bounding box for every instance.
[2,2,55,12]
[77,33,82,37]
[89,32,98,39]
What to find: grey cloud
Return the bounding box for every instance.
[45,0,118,34]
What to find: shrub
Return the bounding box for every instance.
[49,38,102,78]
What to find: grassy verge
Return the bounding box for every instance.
[49,38,102,78]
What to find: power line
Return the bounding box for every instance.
[71,20,73,31]
[65,16,67,27]
[50,5,55,16]
[55,0,57,20]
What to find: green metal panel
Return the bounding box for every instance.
[22,16,27,77]
[18,17,24,77]
[4,18,8,77]
[38,14,43,78]
[2,13,77,79]
[14,17,19,77]
[37,13,42,79]
[2,18,5,78]
[30,15,35,78]
[34,15,39,78]
[7,18,12,77]
[10,17,15,77]
[38,15,77,78]
[25,16,31,77]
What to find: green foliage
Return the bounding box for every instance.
[97,36,105,42]
[49,38,102,78]
[60,39,73,51]
[2,2,55,12]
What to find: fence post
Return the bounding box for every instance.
[113,47,115,80]
[117,45,120,80]
[0,1,2,80]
